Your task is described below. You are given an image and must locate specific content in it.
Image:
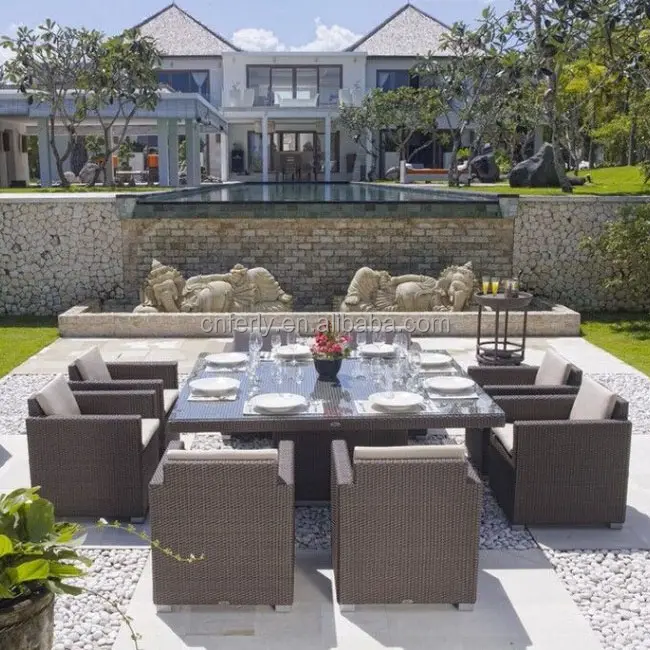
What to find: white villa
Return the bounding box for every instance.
[0,2,468,187]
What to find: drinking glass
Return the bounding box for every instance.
[370,357,383,384]
[408,349,422,374]
[373,329,386,345]
[249,328,263,355]
[393,331,408,357]
[292,364,304,388]
[271,332,282,353]
[482,275,491,295]
[273,358,286,386]
[356,329,367,351]
[490,277,499,295]
[286,330,297,346]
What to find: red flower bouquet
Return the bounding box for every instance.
[310,328,351,360]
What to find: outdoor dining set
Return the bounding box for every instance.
[24,328,632,611]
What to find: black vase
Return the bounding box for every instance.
[314,358,342,382]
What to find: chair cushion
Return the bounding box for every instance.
[34,375,81,416]
[492,424,514,455]
[75,347,112,381]
[535,349,572,386]
[569,376,618,421]
[141,419,160,448]
[166,449,278,461]
[163,389,179,414]
[353,445,464,460]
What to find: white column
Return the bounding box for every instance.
[220,128,229,182]
[262,114,269,183]
[157,119,170,186]
[168,120,179,187]
[186,120,200,186]
[365,130,373,181]
[37,119,52,187]
[324,115,332,183]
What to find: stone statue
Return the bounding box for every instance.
[133,261,293,313]
[340,262,476,313]
[134,259,186,313]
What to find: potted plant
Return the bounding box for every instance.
[310,325,350,382]
[0,488,200,650]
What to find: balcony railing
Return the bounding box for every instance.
[222,87,366,109]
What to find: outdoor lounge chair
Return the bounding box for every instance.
[150,441,295,610]
[330,440,482,610]
[466,349,582,474]
[26,375,160,520]
[67,346,179,453]
[488,376,631,527]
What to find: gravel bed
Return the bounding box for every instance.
[0,373,55,435]
[591,373,650,435]
[547,549,650,650]
[53,548,149,650]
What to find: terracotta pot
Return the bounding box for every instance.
[314,358,342,382]
[0,590,54,650]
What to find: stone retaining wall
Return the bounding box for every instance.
[0,197,124,315]
[121,216,514,310]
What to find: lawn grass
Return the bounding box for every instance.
[581,312,650,377]
[0,317,59,378]
[0,186,167,194]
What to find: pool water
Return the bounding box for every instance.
[141,182,497,204]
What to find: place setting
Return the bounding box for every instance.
[356,390,430,415]
[187,376,241,402]
[203,352,249,372]
[423,376,480,400]
[243,393,324,416]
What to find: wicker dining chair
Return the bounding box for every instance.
[26,375,160,520]
[67,346,179,454]
[331,440,482,610]
[150,440,295,610]
[488,377,632,528]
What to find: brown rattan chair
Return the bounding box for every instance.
[150,440,295,611]
[68,348,179,454]
[331,440,482,610]
[488,379,631,528]
[26,389,160,521]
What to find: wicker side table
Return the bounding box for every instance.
[475,292,533,366]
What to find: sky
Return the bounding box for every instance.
[0,0,513,59]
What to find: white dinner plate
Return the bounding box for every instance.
[251,393,308,414]
[205,352,248,367]
[419,353,451,368]
[275,344,312,359]
[359,343,396,358]
[189,377,240,397]
[424,376,475,394]
[369,391,424,412]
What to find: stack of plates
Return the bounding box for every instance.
[275,344,312,360]
[424,376,477,398]
[189,377,240,397]
[368,391,424,412]
[205,352,248,368]
[250,393,307,414]
[359,343,395,358]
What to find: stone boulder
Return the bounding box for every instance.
[509,143,559,187]
[63,171,78,185]
[78,162,101,185]
[470,153,500,183]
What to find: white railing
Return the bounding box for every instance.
[221,87,365,109]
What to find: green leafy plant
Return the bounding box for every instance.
[581,205,650,304]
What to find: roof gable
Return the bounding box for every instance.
[347,3,450,57]
[134,3,239,56]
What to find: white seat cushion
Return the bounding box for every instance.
[569,376,618,421]
[166,449,278,461]
[35,374,81,416]
[141,419,160,448]
[535,349,571,386]
[492,424,514,455]
[75,347,112,381]
[163,389,179,413]
[353,445,464,460]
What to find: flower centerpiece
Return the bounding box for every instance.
[310,324,350,381]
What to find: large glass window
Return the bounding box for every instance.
[247,65,342,106]
[156,70,210,100]
[377,70,414,91]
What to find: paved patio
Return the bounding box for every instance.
[2,335,649,649]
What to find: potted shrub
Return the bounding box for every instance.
[310,324,350,382]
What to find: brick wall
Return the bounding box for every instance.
[121,217,514,309]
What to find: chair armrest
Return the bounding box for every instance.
[331,440,353,486]
[26,414,143,439]
[467,365,538,386]
[485,384,580,397]
[277,441,294,486]
[150,440,184,488]
[74,390,159,418]
[107,362,178,388]
[492,394,575,422]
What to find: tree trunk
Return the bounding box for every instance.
[628,118,637,167]
[447,132,461,187]
[48,119,70,187]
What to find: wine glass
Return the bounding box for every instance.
[371,358,383,386]
[356,329,367,352]
[408,349,422,388]
[393,331,408,357]
[271,332,282,355]
[286,330,297,347]
[373,329,386,345]
[249,328,262,355]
